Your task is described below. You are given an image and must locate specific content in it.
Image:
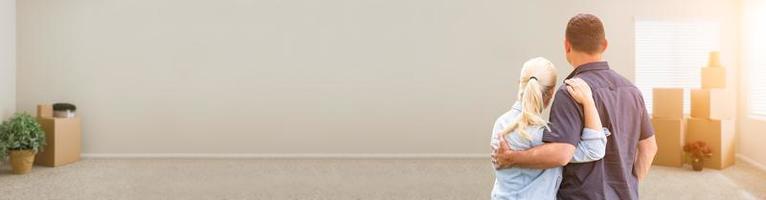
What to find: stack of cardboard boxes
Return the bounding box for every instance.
[651,88,686,167]
[688,52,735,169]
[651,52,735,169]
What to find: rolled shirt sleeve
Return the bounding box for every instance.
[581,127,610,139]
[571,128,611,163]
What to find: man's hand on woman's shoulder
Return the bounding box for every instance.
[565,78,595,106]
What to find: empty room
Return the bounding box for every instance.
[1,0,766,199]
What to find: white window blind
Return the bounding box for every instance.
[634,20,720,114]
[744,0,766,118]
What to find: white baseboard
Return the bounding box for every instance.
[80,153,488,159]
[736,154,766,172]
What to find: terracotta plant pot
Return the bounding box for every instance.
[691,158,704,171]
[9,150,37,174]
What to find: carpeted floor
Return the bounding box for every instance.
[0,158,764,200]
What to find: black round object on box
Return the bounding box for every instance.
[53,103,77,111]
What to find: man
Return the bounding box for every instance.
[491,13,658,200]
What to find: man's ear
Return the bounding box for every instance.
[601,38,608,53]
[564,39,572,53]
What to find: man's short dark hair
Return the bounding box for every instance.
[566,13,606,54]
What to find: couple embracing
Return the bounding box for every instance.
[489,14,658,200]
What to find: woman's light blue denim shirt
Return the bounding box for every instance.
[490,101,610,200]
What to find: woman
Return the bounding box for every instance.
[490,57,610,200]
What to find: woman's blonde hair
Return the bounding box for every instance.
[501,57,558,140]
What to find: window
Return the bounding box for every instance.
[634,20,720,114]
[744,0,766,118]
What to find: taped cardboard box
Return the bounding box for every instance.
[701,67,726,89]
[691,89,734,120]
[35,105,81,167]
[686,118,735,170]
[652,88,684,119]
[651,118,686,167]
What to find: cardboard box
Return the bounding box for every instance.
[37,104,53,118]
[701,67,726,89]
[686,118,736,169]
[707,51,721,68]
[652,88,684,119]
[35,104,81,167]
[651,118,686,167]
[691,89,734,120]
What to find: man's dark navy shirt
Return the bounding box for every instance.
[542,61,655,200]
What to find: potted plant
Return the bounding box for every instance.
[0,113,47,174]
[0,136,5,164]
[683,141,713,171]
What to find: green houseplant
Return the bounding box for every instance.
[0,136,6,164]
[683,141,713,171]
[0,113,47,174]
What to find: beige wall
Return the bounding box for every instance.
[738,0,766,168]
[16,0,739,155]
[0,0,14,120]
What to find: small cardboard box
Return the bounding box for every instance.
[35,105,81,167]
[651,118,686,167]
[701,67,726,89]
[691,89,734,120]
[37,104,53,118]
[686,118,736,170]
[652,88,684,119]
[707,51,721,68]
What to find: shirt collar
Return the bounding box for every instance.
[565,61,610,80]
